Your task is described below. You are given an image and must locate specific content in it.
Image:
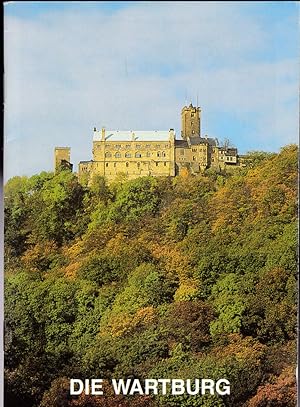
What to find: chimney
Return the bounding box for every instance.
[169,129,175,142]
[101,127,105,141]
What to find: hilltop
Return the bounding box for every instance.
[4,145,298,407]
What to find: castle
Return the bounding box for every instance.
[55,104,240,183]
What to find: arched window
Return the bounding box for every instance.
[137,162,140,168]
[125,152,131,158]
[126,162,129,168]
[135,152,142,158]
[162,151,166,157]
[105,152,112,158]
[115,152,121,158]
[157,152,161,157]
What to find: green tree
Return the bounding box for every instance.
[108,177,160,222]
[209,274,246,338]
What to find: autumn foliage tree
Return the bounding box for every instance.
[4,145,298,407]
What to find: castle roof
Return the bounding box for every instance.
[175,137,217,148]
[93,130,171,142]
[175,140,189,148]
[189,137,217,146]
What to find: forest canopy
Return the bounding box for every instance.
[4,145,298,407]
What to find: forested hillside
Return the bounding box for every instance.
[4,145,298,407]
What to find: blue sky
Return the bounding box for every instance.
[4,1,299,180]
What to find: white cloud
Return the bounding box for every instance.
[4,2,298,179]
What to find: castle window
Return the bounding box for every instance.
[193,156,196,161]
[115,152,121,158]
[164,162,167,166]
[156,144,161,148]
[115,144,121,149]
[106,163,109,167]
[105,152,112,158]
[135,152,142,158]
[146,144,150,148]
[192,130,195,134]
[125,144,131,149]
[114,163,117,167]
[191,113,194,117]
[125,152,131,158]
[126,162,129,167]
[156,162,159,166]
[137,162,140,168]
[162,151,166,157]
[165,144,169,148]
[136,144,141,149]
[157,152,161,157]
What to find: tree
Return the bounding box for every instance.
[209,274,246,338]
[246,367,296,407]
[24,171,85,245]
[108,177,160,223]
[161,301,215,352]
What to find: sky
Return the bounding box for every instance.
[4,1,299,180]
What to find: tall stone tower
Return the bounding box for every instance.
[181,103,201,140]
[54,147,73,173]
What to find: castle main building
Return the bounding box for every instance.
[55,104,239,183]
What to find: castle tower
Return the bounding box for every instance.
[181,103,201,140]
[54,147,73,173]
